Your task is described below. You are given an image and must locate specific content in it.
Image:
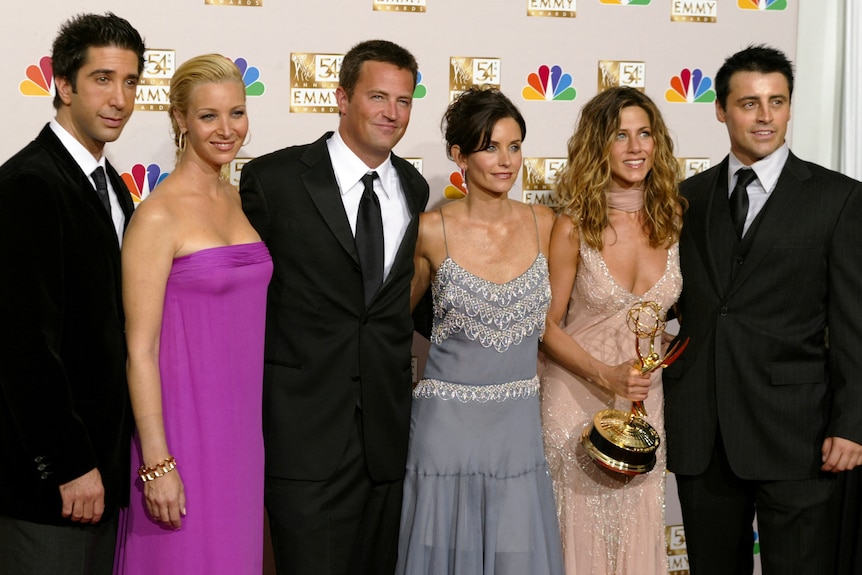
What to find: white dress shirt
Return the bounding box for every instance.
[727,143,790,237]
[327,131,410,281]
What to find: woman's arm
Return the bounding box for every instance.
[122,198,186,529]
[540,216,650,401]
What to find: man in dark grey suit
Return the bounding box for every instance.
[240,40,429,575]
[664,45,862,575]
[0,13,144,575]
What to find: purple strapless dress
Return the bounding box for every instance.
[115,242,272,574]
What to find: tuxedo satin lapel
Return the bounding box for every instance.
[300,143,360,266]
[687,160,726,299]
[725,155,811,298]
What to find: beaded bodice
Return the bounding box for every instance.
[573,243,681,320]
[431,254,550,352]
[421,254,550,389]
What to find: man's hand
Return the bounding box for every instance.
[58,468,104,523]
[821,437,862,472]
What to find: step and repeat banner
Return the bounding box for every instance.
[2,2,797,573]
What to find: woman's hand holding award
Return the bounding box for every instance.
[581,301,689,475]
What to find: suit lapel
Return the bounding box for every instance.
[686,158,727,298]
[300,135,360,266]
[724,153,811,298]
[36,126,120,244]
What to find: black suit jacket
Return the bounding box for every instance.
[240,132,429,482]
[664,153,862,480]
[0,125,134,524]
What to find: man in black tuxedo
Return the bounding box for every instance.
[240,40,429,575]
[0,12,144,575]
[664,45,862,574]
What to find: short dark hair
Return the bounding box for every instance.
[339,39,418,98]
[442,87,526,160]
[715,44,794,110]
[51,12,146,109]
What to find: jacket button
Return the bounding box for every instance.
[34,456,44,463]
[720,307,728,316]
[37,463,46,471]
[736,256,744,264]
[40,472,50,480]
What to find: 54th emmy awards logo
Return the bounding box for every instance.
[677,158,711,180]
[526,0,576,18]
[373,0,427,12]
[136,49,175,112]
[522,158,566,206]
[449,56,501,102]
[290,52,343,114]
[670,0,718,22]
[598,60,645,92]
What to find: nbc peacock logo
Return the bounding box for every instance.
[19,56,53,97]
[444,170,467,200]
[122,163,169,204]
[232,58,265,96]
[665,68,715,103]
[522,65,576,102]
[413,70,427,99]
[738,0,786,10]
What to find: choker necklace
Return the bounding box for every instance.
[607,184,645,213]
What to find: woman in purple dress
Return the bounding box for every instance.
[115,54,271,574]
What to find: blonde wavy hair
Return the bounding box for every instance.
[556,87,684,250]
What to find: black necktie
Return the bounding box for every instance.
[729,168,755,238]
[356,171,383,305]
[91,166,112,216]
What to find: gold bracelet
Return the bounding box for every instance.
[137,456,177,482]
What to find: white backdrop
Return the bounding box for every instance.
[1,2,802,573]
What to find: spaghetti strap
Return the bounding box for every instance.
[529,204,542,256]
[439,207,450,258]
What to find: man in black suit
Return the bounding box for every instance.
[664,45,862,574]
[240,40,429,575]
[0,13,144,575]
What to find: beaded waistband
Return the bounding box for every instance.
[413,375,539,403]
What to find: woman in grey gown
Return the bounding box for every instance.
[396,87,563,575]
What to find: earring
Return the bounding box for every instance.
[177,131,187,152]
[242,130,252,147]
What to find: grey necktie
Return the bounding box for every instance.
[91,166,112,216]
[729,168,755,238]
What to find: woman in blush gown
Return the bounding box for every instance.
[540,87,684,575]
[396,87,563,575]
[114,55,271,574]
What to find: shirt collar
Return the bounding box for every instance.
[327,130,394,198]
[49,119,106,179]
[728,142,789,194]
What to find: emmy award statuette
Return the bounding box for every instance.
[581,301,689,475]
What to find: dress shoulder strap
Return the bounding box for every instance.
[529,204,542,256]
[439,207,450,258]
